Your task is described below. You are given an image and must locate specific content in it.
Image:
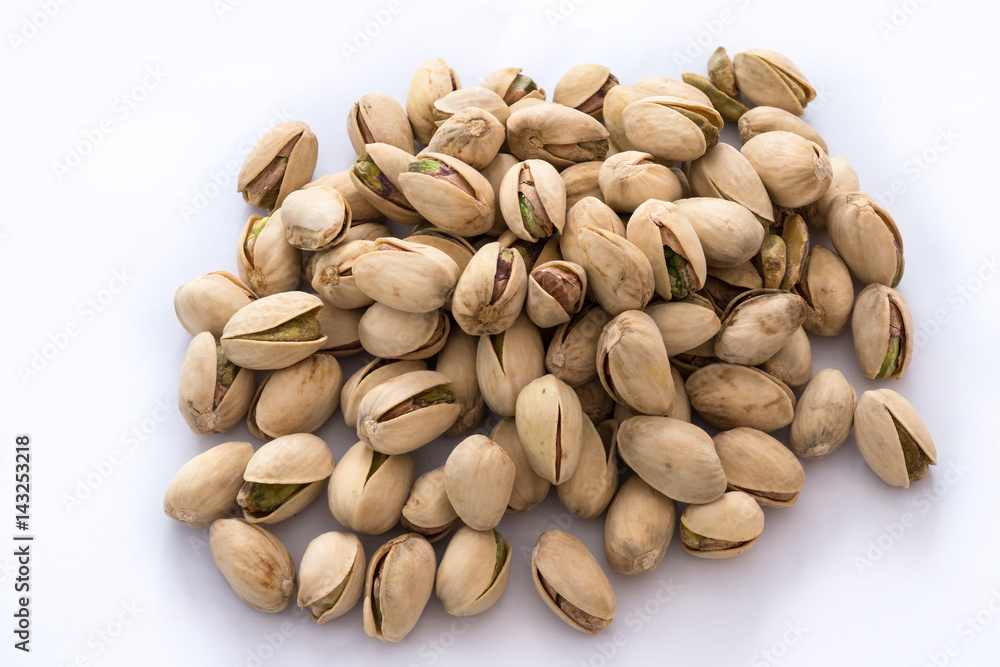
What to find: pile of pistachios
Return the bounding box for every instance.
[165,48,937,640]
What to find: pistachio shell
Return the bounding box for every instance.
[577,227,654,315]
[732,49,816,115]
[435,328,486,435]
[247,353,342,439]
[436,527,512,616]
[715,289,809,366]
[352,238,460,313]
[622,96,723,163]
[713,428,805,507]
[644,299,721,357]
[687,143,774,226]
[557,418,618,519]
[357,303,450,360]
[526,260,588,328]
[553,63,618,118]
[490,416,552,511]
[515,374,585,485]
[280,186,351,251]
[499,159,567,241]
[174,271,255,338]
[796,245,854,336]
[349,143,424,225]
[304,170,384,225]
[406,58,460,144]
[163,441,254,527]
[432,87,510,126]
[401,467,460,542]
[737,106,828,152]
[854,389,937,488]
[680,491,765,559]
[210,519,296,613]
[240,433,334,524]
[741,132,832,208]
[602,85,654,152]
[363,533,436,642]
[452,242,528,336]
[397,152,495,236]
[348,92,415,155]
[530,530,616,635]
[789,368,856,459]
[759,326,813,388]
[851,283,914,380]
[634,77,712,105]
[686,363,796,432]
[315,302,364,356]
[480,67,547,105]
[237,210,302,297]
[406,225,478,274]
[327,441,415,534]
[506,104,609,169]
[220,292,327,370]
[310,240,377,309]
[237,120,318,211]
[674,198,765,269]
[426,107,506,170]
[626,199,707,302]
[603,475,676,574]
[800,156,860,230]
[444,435,516,530]
[546,304,611,387]
[574,377,616,425]
[597,311,674,416]
[178,332,255,435]
[827,191,904,287]
[560,197,625,267]
[599,152,682,213]
[562,161,606,210]
[477,313,546,416]
[340,358,428,428]
[356,369,460,454]
[297,532,366,623]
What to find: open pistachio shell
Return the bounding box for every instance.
[406,58,460,144]
[737,106,827,152]
[530,530,616,635]
[174,271,256,338]
[828,191,905,287]
[407,224,478,274]
[577,226,654,315]
[742,131,832,209]
[348,92,415,155]
[341,358,428,428]
[397,152,495,236]
[210,519,296,613]
[304,170,385,225]
[315,302,364,356]
[481,66,547,105]
[506,104,609,169]
[703,262,765,315]
[490,416,552,512]
[444,435,516,530]
[401,467,460,542]
[178,332,255,435]
[220,292,327,371]
[497,229,564,272]
[557,418,618,519]
[352,238,460,313]
[760,326,813,389]
[854,389,937,488]
[715,289,809,366]
[713,428,805,507]
[674,198,765,269]
[426,107,506,170]
[515,375,585,485]
[432,87,510,126]
[356,369,460,454]
[544,304,610,387]
[597,311,674,416]
[452,242,528,336]
[237,210,302,297]
[789,368,856,459]
[687,142,774,226]
[617,416,726,504]
[627,199,707,302]
[327,441,414,534]
[560,197,624,267]
[358,303,450,360]
[280,186,352,252]
[622,96,724,163]
[247,353,342,440]
[732,49,816,116]
[800,156,860,230]
[350,143,424,225]
[363,533,436,642]
[645,298,721,357]
[526,260,588,328]
[553,63,619,119]
[602,85,654,152]
[237,120,318,211]
[680,491,765,559]
[603,475,676,575]
[310,240,376,309]
[239,433,335,524]
[686,363,796,432]
[163,441,254,527]
[599,152,682,213]
[499,159,567,241]
[562,161,606,209]
[634,77,712,105]
[436,527,512,617]
[435,328,485,436]
[477,313,546,416]
[796,245,854,336]
[852,283,914,380]
[297,532,366,623]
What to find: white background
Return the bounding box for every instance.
[3,0,999,665]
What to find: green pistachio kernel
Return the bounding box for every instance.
[238,314,321,342]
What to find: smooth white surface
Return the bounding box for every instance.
[3,0,999,665]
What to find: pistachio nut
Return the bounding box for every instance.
[702,261,764,314]
[602,84,654,152]
[220,292,327,370]
[562,161,605,210]
[341,358,428,428]
[737,105,827,152]
[515,374,585,485]
[426,107,506,170]
[530,530,616,635]
[237,210,302,297]
[560,196,625,267]
[436,526,512,616]
[715,289,809,366]
[577,226,655,315]
[709,46,739,96]
[687,142,774,227]
[357,303,450,360]
[499,159,567,241]
[237,433,334,524]
[174,271,255,338]
[210,519,296,613]
[327,440,415,534]
[633,77,712,105]
[481,66,546,105]
[686,363,796,432]
[854,389,937,488]
[497,229,563,272]
[315,302,364,356]
[757,211,809,291]
[526,260,588,328]
[627,199,707,302]
[599,152,682,213]
[349,143,423,225]
[363,533,437,642]
[352,238,460,313]
[666,365,693,422]
[280,186,352,251]
[237,120,318,211]
[489,417,551,511]
[674,198,765,269]
[178,332,255,435]
[732,49,816,115]
[760,326,813,389]
[477,313,546,416]
[573,377,616,425]
[444,435,516,530]
[603,475,676,575]
[680,72,749,123]
[356,369,460,454]
[310,239,376,309]
[742,131,832,208]
[557,418,618,519]
[480,153,523,235]
[545,303,611,387]
[506,103,609,168]
[432,87,510,127]
[247,353,342,440]
[304,170,385,225]
[679,491,765,559]
[297,532,366,623]
[434,328,485,435]
[401,467,460,542]
[407,224,478,274]
[452,242,528,336]
[799,156,860,229]
[397,153,495,236]
[644,297,721,357]
[789,368,856,459]
[622,95,723,163]
[851,283,914,380]
[406,58,460,144]
[713,428,805,507]
[163,441,254,527]
[827,191,904,287]
[553,63,619,119]
[348,92,415,155]
[597,310,674,415]
[796,245,854,336]
[617,416,726,503]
